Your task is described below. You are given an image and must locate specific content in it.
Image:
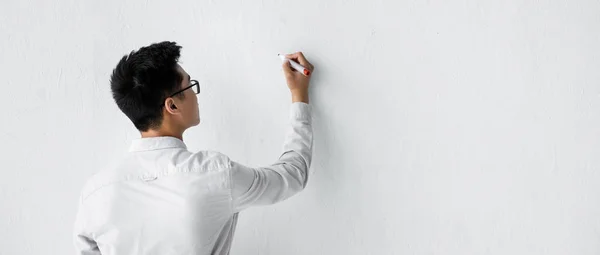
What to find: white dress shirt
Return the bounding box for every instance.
[73,102,313,255]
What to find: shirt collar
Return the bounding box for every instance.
[128,136,187,152]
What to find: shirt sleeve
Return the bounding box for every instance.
[73,198,101,255]
[230,102,313,212]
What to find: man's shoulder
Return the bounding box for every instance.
[78,165,127,203]
[186,150,232,172]
[78,152,144,201]
[77,151,233,202]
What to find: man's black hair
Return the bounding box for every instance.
[110,41,184,132]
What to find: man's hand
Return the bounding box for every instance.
[282,52,314,104]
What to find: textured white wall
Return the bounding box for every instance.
[2,0,600,254]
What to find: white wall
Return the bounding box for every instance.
[2,0,600,254]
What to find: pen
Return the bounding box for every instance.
[278,54,311,76]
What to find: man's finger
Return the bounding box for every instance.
[294,52,311,67]
[285,52,304,62]
[282,60,294,76]
[285,52,312,70]
[285,53,297,62]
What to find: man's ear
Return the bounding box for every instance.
[164,98,179,114]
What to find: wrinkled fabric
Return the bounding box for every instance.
[73,102,313,255]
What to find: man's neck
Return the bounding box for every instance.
[140,129,184,141]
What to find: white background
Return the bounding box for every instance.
[1,0,599,254]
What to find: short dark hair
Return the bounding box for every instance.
[110,41,184,132]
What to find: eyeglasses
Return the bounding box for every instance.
[159,80,200,107]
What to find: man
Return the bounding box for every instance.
[73,41,314,254]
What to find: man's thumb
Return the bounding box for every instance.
[282,60,293,74]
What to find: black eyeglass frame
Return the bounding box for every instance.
[158,80,200,107]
